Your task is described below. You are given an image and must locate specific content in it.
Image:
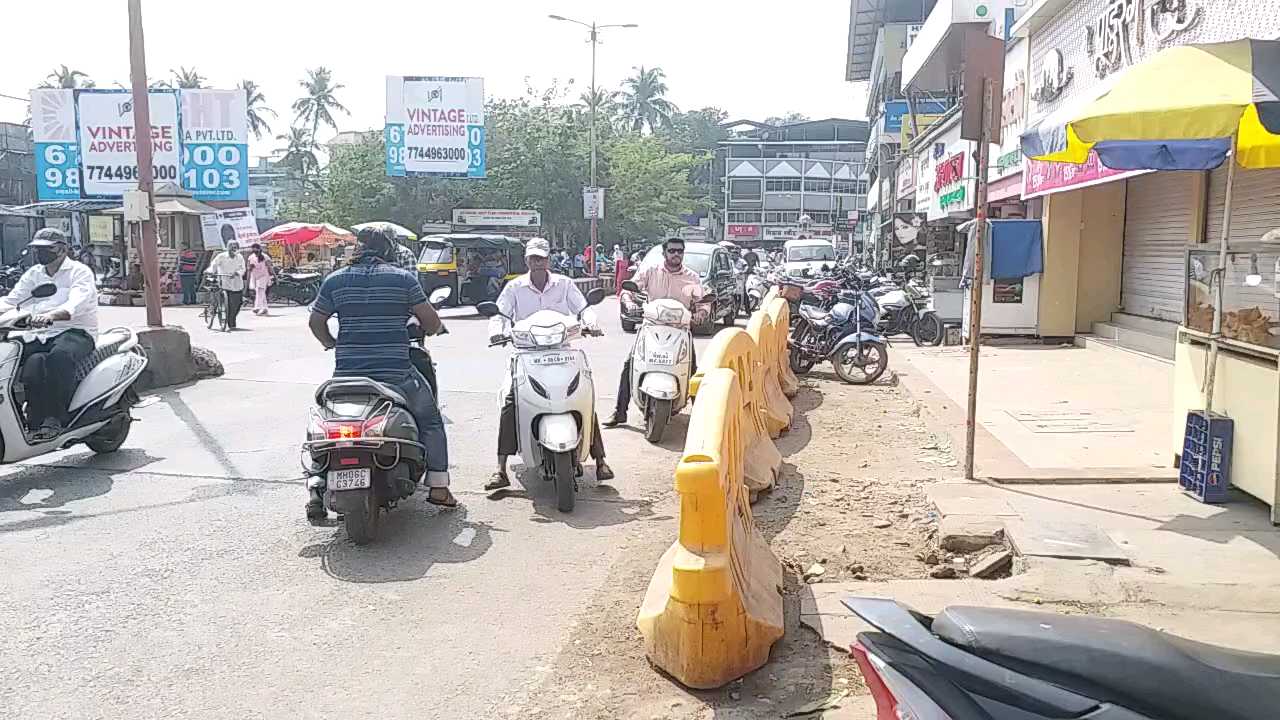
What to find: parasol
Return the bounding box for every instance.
[260,222,354,246]
[352,221,417,242]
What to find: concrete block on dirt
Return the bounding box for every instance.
[970,549,1014,578]
[939,516,1005,553]
[135,326,196,391]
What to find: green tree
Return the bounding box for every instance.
[275,127,318,179]
[171,66,206,89]
[239,79,277,140]
[763,112,810,126]
[293,67,349,141]
[618,66,678,134]
[41,65,94,89]
[602,134,700,241]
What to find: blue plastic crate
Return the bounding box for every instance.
[1178,410,1233,503]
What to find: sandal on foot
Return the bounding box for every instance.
[484,473,511,491]
[426,488,459,507]
[596,463,615,482]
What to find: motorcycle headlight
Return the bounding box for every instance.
[511,329,535,347]
[657,307,684,324]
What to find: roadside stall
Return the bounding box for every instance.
[103,182,218,305]
[259,222,352,271]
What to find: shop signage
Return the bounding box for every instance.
[992,39,1028,187]
[452,208,541,227]
[934,153,965,192]
[763,226,802,241]
[385,76,486,178]
[895,161,915,200]
[939,186,967,210]
[727,224,759,237]
[200,207,259,250]
[1085,0,1201,79]
[1022,152,1149,198]
[1031,48,1074,105]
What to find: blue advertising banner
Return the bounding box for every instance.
[882,99,951,134]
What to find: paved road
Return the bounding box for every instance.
[0,297,718,718]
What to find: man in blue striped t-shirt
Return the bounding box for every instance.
[308,227,456,514]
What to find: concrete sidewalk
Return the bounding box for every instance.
[896,342,1177,482]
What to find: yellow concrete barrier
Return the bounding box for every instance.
[762,291,800,398]
[636,368,784,689]
[696,328,781,496]
[747,309,793,437]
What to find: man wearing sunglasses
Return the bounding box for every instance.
[604,237,703,427]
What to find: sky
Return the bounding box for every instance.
[0,0,867,160]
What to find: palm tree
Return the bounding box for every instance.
[580,87,619,120]
[275,127,319,179]
[292,67,349,141]
[618,66,678,134]
[171,66,206,89]
[41,65,94,89]
[239,80,277,140]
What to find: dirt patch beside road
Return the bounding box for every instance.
[510,372,954,719]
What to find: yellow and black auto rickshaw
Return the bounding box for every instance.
[417,234,527,307]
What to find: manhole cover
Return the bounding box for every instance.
[1006,409,1134,433]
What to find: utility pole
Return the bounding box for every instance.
[964,78,994,480]
[127,0,163,327]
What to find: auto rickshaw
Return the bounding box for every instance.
[417,234,527,307]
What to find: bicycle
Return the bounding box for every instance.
[201,275,230,332]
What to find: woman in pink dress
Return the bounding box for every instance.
[246,243,274,316]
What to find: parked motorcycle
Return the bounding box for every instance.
[477,287,607,513]
[845,596,1280,720]
[268,269,322,305]
[788,282,889,385]
[0,283,147,462]
[301,287,452,544]
[621,280,695,443]
[875,278,944,346]
[742,268,768,316]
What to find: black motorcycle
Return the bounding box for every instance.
[846,596,1280,720]
[268,269,322,305]
[788,283,889,385]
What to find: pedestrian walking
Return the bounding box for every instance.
[207,242,246,330]
[178,248,201,305]
[247,243,273,316]
[613,244,630,296]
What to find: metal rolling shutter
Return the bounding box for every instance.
[1121,172,1199,321]
[1205,166,1280,246]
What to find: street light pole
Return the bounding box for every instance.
[127,0,163,327]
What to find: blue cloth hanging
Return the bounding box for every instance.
[989,220,1044,280]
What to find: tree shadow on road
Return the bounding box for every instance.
[298,502,501,584]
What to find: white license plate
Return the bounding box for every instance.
[648,351,674,365]
[531,353,572,366]
[330,467,371,490]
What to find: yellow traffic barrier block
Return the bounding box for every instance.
[768,298,801,399]
[747,310,793,437]
[637,368,784,689]
[696,328,780,495]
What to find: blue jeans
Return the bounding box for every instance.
[385,369,450,487]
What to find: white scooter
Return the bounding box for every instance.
[478,288,607,513]
[620,280,697,444]
[0,283,147,462]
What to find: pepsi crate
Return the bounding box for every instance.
[1178,411,1234,503]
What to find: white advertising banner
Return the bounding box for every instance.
[76,90,181,198]
[30,89,80,201]
[583,187,605,220]
[385,76,486,178]
[451,208,541,227]
[200,208,260,250]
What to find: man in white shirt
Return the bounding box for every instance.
[206,241,247,329]
[484,238,613,490]
[0,228,99,440]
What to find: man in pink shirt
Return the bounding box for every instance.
[604,237,702,427]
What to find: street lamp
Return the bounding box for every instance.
[548,13,637,275]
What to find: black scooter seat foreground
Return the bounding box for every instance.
[845,596,1280,720]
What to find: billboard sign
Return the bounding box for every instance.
[200,207,260,250]
[582,187,605,220]
[385,76,485,178]
[29,88,248,202]
[452,208,540,227]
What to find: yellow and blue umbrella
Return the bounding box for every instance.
[1021,39,1280,171]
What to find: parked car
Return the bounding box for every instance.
[783,238,838,278]
[624,241,739,335]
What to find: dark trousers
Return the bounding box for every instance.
[21,329,95,428]
[179,273,198,305]
[613,346,696,417]
[498,389,605,460]
[225,290,243,329]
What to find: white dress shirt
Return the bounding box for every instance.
[206,251,246,292]
[0,258,99,341]
[488,271,595,337]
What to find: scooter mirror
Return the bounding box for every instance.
[621,280,640,293]
[31,283,57,299]
[428,286,453,306]
[584,287,607,306]
[475,301,502,317]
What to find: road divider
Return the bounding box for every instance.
[636,367,784,689]
[747,304,793,436]
[694,328,780,497]
[762,289,801,398]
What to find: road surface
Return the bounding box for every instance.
[0,297,712,719]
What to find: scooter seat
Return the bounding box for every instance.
[933,605,1280,720]
[315,377,408,408]
[72,329,137,383]
[799,305,829,323]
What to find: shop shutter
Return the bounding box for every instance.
[1205,165,1280,313]
[1120,172,1199,322]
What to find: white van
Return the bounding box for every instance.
[782,238,837,277]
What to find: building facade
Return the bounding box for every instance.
[247,157,302,230]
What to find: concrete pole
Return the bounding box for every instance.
[964,78,993,481]
[127,0,163,327]
[588,23,598,277]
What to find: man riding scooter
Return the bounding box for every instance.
[307,227,456,517]
[484,238,614,491]
[604,237,702,428]
[0,228,98,441]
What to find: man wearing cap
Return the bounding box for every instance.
[484,238,614,491]
[0,228,99,441]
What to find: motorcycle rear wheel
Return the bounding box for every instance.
[343,490,380,545]
[912,313,944,347]
[85,414,132,454]
[789,346,816,375]
[551,450,576,513]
